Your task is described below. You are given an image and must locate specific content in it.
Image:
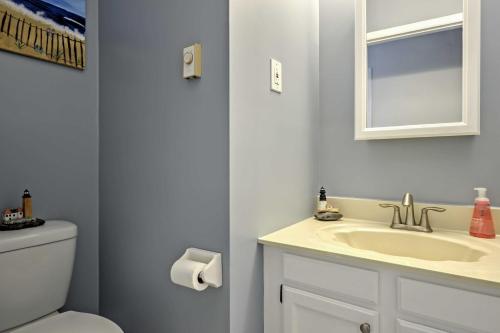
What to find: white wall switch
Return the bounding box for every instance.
[183,43,202,79]
[270,58,282,93]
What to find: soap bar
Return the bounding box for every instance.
[315,212,343,222]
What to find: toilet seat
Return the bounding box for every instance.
[9,311,123,333]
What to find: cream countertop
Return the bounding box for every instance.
[259,217,500,286]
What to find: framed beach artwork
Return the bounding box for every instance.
[0,0,86,69]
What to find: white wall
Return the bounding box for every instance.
[230,0,319,331]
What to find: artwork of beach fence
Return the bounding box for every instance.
[0,0,86,69]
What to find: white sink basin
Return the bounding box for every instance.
[317,227,487,262]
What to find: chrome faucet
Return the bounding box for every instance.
[379,193,446,233]
[402,193,417,226]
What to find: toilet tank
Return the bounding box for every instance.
[0,221,77,332]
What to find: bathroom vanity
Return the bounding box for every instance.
[260,198,500,333]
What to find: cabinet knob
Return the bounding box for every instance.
[360,323,370,333]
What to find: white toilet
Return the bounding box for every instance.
[0,220,123,333]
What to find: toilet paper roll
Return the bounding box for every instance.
[170,258,208,291]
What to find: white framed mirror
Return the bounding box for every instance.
[355,0,481,140]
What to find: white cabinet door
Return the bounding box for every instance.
[283,286,378,333]
[397,320,448,333]
[399,278,500,333]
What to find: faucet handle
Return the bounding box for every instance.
[418,207,446,232]
[422,207,446,213]
[380,203,399,209]
[379,204,402,227]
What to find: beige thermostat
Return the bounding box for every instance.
[183,43,202,79]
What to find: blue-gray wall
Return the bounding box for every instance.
[230,0,319,331]
[0,0,99,313]
[98,0,229,332]
[320,0,500,206]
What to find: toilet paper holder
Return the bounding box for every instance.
[175,248,222,288]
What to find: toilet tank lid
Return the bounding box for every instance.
[0,220,77,254]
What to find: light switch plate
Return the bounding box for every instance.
[270,58,282,93]
[183,43,202,79]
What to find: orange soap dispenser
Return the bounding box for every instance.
[469,187,496,239]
